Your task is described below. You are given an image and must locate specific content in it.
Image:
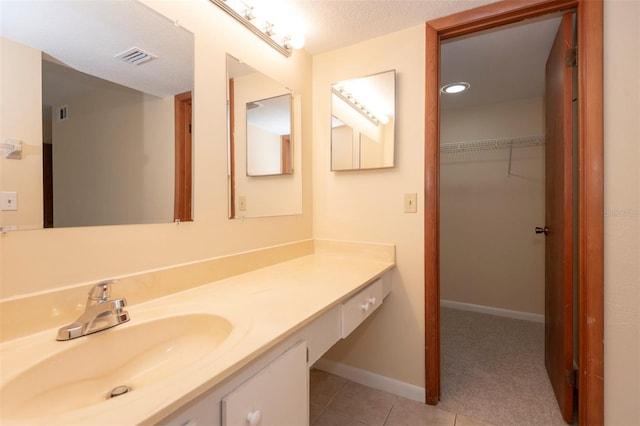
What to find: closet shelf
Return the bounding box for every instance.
[440,135,545,154]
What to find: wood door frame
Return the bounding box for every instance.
[281,134,292,174]
[174,91,193,222]
[42,143,53,228]
[424,1,604,424]
[228,78,236,218]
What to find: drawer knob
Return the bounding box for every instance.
[246,410,262,425]
[361,302,370,312]
[369,296,377,305]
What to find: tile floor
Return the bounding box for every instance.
[310,369,494,426]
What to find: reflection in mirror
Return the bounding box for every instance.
[226,54,302,219]
[0,1,194,229]
[331,70,396,171]
[246,94,293,176]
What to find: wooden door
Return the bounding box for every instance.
[544,13,575,424]
[174,91,192,222]
[43,143,53,228]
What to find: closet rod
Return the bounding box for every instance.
[440,135,545,154]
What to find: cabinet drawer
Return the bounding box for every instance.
[340,278,383,338]
[221,341,308,426]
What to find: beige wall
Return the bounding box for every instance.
[0,0,313,298]
[0,38,43,231]
[52,84,174,227]
[603,0,640,424]
[313,25,426,387]
[440,97,545,315]
[142,94,176,223]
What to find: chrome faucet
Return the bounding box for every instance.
[56,280,130,341]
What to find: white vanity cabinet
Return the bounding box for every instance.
[221,341,308,426]
[159,306,340,426]
[160,341,309,426]
[160,275,388,426]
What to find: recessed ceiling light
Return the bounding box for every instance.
[441,82,470,94]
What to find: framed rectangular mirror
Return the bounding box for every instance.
[331,70,396,171]
[226,54,302,219]
[0,1,194,230]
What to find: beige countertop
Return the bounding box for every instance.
[0,248,394,425]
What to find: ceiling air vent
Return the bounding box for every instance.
[114,47,157,65]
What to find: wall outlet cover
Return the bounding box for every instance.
[0,191,18,211]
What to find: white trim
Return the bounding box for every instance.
[313,358,425,403]
[440,299,544,323]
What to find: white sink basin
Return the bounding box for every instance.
[1,313,232,419]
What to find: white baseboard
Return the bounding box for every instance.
[440,299,544,323]
[313,358,425,403]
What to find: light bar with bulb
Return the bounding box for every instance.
[332,87,382,126]
[210,0,305,57]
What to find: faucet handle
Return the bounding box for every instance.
[87,280,117,305]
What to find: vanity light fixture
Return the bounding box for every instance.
[210,0,305,57]
[441,82,470,94]
[332,87,382,126]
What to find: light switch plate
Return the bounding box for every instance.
[0,191,17,211]
[238,196,247,211]
[404,193,417,213]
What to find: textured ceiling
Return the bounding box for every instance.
[280,0,561,107]
[0,1,193,98]
[286,0,501,55]
[1,0,563,110]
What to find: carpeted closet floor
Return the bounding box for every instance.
[439,307,569,426]
[310,308,572,426]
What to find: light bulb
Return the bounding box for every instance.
[244,6,256,20]
[287,33,305,50]
[248,3,265,19]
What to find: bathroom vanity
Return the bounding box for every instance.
[161,275,386,426]
[0,240,394,425]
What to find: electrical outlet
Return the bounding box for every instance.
[404,193,417,213]
[0,191,17,211]
[239,196,247,211]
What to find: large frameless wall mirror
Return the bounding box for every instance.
[331,70,396,171]
[0,1,194,229]
[226,54,302,218]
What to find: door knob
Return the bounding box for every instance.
[535,226,549,235]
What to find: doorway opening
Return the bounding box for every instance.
[424,1,603,425]
[438,12,570,424]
